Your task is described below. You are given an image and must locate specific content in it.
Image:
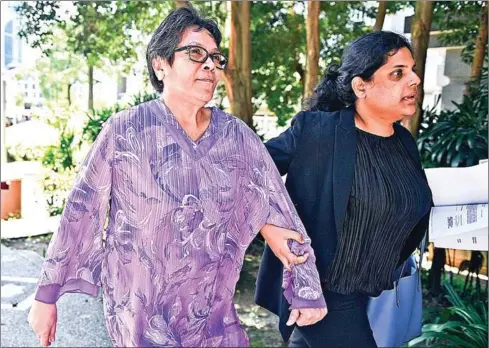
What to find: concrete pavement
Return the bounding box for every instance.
[1,244,112,347]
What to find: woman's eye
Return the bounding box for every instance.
[190,47,204,56]
[392,70,403,78]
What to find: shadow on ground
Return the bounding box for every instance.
[235,254,284,347]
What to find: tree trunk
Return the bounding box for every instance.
[296,60,305,85]
[401,0,434,138]
[224,1,254,130]
[304,0,320,100]
[465,2,488,97]
[67,83,72,106]
[88,64,94,111]
[373,1,388,31]
[174,1,189,8]
[428,247,446,295]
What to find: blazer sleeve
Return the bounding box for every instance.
[265,111,306,175]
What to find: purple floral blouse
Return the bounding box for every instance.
[35,100,326,347]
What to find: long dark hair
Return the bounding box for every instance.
[146,7,222,93]
[305,31,412,112]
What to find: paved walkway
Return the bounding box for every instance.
[1,245,112,347]
[0,216,60,239]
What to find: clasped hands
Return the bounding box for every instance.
[260,224,328,327]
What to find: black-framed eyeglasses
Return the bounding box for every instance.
[174,45,227,70]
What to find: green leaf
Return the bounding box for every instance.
[410,331,473,347]
[450,152,464,167]
[467,134,475,149]
[455,135,466,151]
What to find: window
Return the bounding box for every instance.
[117,75,127,99]
[403,15,413,33]
[404,14,440,34]
[4,20,13,67]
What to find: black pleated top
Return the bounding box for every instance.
[323,127,432,297]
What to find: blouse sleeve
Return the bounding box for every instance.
[35,117,114,304]
[260,141,326,310]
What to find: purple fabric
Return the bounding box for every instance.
[35,99,325,347]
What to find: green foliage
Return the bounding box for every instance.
[63,2,144,69]
[385,1,413,15]
[251,2,306,126]
[6,144,46,162]
[34,29,85,104]
[421,268,487,310]
[15,1,173,68]
[35,91,158,216]
[2,213,22,221]
[251,2,378,126]
[39,124,78,216]
[82,105,123,144]
[42,131,75,171]
[33,107,78,172]
[432,1,487,65]
[128,92,160,108]
[191,1,228,35]
[318,2,374,65]
[41,167,78,216]
[14,1,61,54]
[39,113,78,216]
[408,282,488,348]
[14,1,173,110]
[417,69,488,168]
[82,92,158,143]
[14,1,417,126]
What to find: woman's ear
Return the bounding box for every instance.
[351,76,367,99]
[152,57,167,81]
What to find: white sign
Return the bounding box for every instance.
[425,162,488,207]
[429,204,488,251]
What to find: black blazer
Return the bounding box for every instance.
[254,107,431,342]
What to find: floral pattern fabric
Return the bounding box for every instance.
[35,100,325,347]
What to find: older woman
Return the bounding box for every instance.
[256,31,433,348]
[28,7,326,348]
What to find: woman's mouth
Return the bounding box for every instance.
[196,78,214,84]
[402,93,417,103]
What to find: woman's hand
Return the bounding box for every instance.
[287,307,328,326]
[28,300,57,347]
[260,224,309,271]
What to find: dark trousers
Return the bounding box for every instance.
[288,291,377,348]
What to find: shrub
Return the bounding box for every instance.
[409,282,488,347]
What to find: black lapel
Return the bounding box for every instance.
[332,108,356,237]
